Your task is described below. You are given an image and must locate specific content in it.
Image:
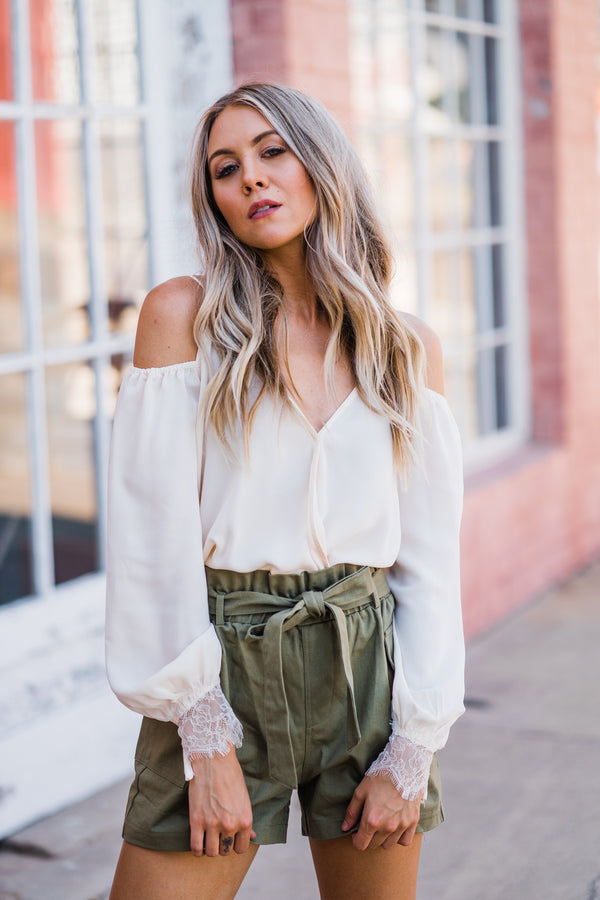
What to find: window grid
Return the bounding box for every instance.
[1,0,151,601]
[352,0,527,467]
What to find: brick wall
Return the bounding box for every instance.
[230,0,351,130]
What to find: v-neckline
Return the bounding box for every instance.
[286,387,357,438]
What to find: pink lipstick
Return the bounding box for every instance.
[248,199,281,220]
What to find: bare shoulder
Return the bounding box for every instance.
[133,276,203,368]
[399,311,445,395]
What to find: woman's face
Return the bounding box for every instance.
[206,105,316,258]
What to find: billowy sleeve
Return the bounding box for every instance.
[366,388,465,800]
[105,361,242,780]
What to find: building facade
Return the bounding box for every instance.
[0,0,599,836]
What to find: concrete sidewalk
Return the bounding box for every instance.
[1,560,599,900]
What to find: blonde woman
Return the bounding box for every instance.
[106,82,465,900]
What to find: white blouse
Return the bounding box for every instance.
[105,352,465,798]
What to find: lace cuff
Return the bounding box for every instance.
[177,685,243,780]
[366,734,433,801]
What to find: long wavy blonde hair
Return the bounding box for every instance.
[190,82,424,470]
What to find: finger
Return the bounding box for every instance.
[352,819,377,851]
[204,828,220,858]
[398,824,417,847]
[341,791,364,832]
[381,828,404,850]
[190,827,205,857]
[234,829,252,855]
[220,834,235,856]
[364,830,388,851]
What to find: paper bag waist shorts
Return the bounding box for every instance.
[122,563,443,849]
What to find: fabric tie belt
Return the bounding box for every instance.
[208,565,389,789]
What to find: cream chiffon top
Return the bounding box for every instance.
[105,352,465,763]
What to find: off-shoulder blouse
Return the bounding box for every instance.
[105,353,465,792]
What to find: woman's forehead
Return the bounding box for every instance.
[207,105,276,152]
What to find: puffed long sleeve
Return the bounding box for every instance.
[367,388,465,799]
[105,362,241,779]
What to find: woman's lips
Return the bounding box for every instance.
[248,200,281,220]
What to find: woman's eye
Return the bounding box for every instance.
[214,162,237,179]
[263,146,285,158]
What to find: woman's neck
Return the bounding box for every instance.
[263,244,321,326]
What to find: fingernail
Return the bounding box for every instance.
[341,821,349,831]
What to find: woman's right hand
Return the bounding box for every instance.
[188,747,255,856]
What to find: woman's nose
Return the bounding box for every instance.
[241,162,269,194]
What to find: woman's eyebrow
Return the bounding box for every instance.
[208,130,280,166]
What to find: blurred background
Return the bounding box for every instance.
[0,0,599,842]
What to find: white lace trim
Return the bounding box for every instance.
[366,734,433,801]
[177,685,243,778]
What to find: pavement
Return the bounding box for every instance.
[1,559,599,900]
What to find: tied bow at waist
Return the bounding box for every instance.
[208,566,389,789]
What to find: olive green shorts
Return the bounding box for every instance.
[122,564,443,849]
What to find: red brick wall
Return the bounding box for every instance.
[229,0,600,637]
[230,0,351,130]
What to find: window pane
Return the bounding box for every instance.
[431,251,462,342]
[350,3,411,129]
[457,140,503,230]
[30,0,81,105]
[460,245,505,336]
[350,4,377,127]
[490,243,505,328]
[424,27,452,127]
[0,374,34,604]
[100,118,149,334]
[485,37,499,125]
[391,250,418,315]
[494,344,509,429]
[483,0,497,24]
[456,32,471,124]
[488,140,502,225]
[376,7,411,126]
[0,121,25,352]
[36,119,90,348]
[361,133,414,240]
[456,139,475,229]
[92,0,141,106]
[0,0,13,100]
[429,138,454,231]
[446,349,479,441]
[46,362,98,585]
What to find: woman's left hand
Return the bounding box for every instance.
[341,775,422,850]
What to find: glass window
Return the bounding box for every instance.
[349,0,524,453]
[0,0,151,604]
[0,375,34,604]
[92,0,141,105]
[0,121,25,353]
[0,0,13,100]
[46,362,98,585]
[100,117,149,333]
[35,119,91,348]
[30,0,81,105]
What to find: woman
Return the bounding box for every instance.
[106,82,464,900]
